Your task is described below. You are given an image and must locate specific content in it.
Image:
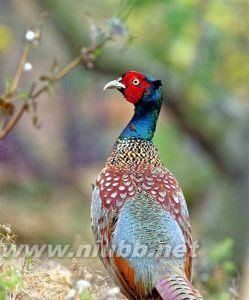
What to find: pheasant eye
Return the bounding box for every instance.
[132,78,140,86]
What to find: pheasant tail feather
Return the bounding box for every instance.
[156,275,203,300]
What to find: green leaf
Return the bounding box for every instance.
[0,268,22,297]
[210,238,234,262]
[80,289,90,300]
[4,76,13,92]
[18,91,30,100]
[222,260,237,276]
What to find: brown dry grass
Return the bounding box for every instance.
[0,224,123,300]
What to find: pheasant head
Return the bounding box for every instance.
[103,70,163,104]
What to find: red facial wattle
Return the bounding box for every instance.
[121,71,151,104]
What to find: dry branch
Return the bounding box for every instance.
[7,44,31,99]
[0,26,115,140]
[0,104,28,140]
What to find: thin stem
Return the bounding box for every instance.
[32,38,109,101]
[0,19,118,140]
[51,54,82,82]
[0,104,28,140]
[32,55,83,99]
[7,44,31,98]
[0,54,84,139]
[117,0,137,21]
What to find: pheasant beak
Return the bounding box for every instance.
[103,78,126,91]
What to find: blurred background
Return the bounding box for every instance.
[0,0,248,299]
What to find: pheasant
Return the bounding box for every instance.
[91,71,203,299]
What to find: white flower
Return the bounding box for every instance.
[23,62,33,71]
[24,28,42,45]
[76,279,91,293]
[25,30,36,41]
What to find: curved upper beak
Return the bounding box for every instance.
[103,78,126,91]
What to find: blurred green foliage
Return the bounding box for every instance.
[0,269,22,300]
[197,238,240,299]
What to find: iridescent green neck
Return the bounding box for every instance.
[119,89,162,141]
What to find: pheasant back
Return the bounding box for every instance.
[92,139,194,298]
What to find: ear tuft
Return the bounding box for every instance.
[152,80,163,89]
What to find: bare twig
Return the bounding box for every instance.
[0,103,28,140]
[6,44,31,99]
[51,54,83,82]
[0,52,84,140]
[32,54,83,100]
[32,36,112,100]
[0,26,116,140]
